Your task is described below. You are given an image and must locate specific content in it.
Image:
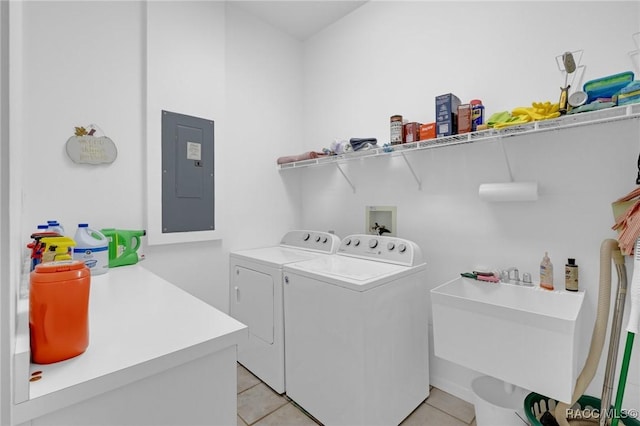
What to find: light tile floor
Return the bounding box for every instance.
[237,364,477,426]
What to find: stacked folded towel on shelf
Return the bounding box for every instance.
[276,137,378,165]
[277,151,327,165]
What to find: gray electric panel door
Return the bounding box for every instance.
[161,110,214,233]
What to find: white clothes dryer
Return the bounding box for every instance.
[283,234,429,426]
[229,230,340,394]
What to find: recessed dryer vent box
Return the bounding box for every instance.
[162,110,215,233]
[366,206,397,237]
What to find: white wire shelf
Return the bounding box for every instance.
[277,103,640,171]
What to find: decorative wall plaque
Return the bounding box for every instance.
[66,124,117,164]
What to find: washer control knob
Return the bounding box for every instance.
[303,233,310,241]
[315,236,321,242]
[322,237,328,244]
[398,243,407,253]
[369,239,378,249]
[387,242,395,251]
[344,238,351,246]
[353,239,360,247]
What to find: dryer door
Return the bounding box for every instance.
[232,266,274,344]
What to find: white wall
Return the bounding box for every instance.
[223,2,304,250]
[296,0,640,408]
[1,1,11,424]
[8,1,303,421]
[20,1,146,245]
[303,1,638,148]
[14,1,302,314]
[143,1,228,302]
[4,1,25,424]
[142,2,304,306]
[144,0,224,246]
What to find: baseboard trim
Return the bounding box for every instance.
[430,375,475,405]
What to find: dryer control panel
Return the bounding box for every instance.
[337,234,424,266]
[280,230,341,254]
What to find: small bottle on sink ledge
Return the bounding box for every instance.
[565,258,579,292]
[540,251,554,290]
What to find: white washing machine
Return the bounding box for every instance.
[229,230,340,394]
[283,234,429,426]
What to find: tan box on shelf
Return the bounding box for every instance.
[457,104,473,134]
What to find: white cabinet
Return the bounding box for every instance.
[13,265,247,426]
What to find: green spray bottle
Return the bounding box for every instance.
[101,229,146,267]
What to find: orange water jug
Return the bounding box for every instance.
[29,260,90,364]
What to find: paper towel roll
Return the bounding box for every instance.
[478,182,538,202]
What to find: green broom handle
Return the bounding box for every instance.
[613,237,640,426]
[611,332,634,426]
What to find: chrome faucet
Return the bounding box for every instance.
[500,267,533,286]
[501,267,519,283]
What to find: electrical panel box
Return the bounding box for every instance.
[161,110,215,233]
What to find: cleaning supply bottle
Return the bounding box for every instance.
[30,260,90,364]
[34,224,49,234]
[47,220,65,236]
[540,251,554,290]
[470,99,485,131]
[72,224,109,275]
[39,236,75,263]
[27,226,55,272]
[100,228,146,267]
[565,258,579,292]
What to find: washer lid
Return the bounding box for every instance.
[230,246,324,267]
[284,256,425,291]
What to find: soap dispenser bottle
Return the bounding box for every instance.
[540,252,554,290]
[565,258,579,292]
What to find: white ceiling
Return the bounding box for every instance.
[230,1,368,41]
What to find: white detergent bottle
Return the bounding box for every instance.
[73,223,109,275]
[47,220,65,235]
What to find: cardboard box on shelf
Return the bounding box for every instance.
[436,93,461,137]
[457,104,473,134]
[404,122,421,143]
[419,122,436,141]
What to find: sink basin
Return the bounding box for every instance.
[431,276,585,403]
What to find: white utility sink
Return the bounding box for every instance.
[431,276,585,403]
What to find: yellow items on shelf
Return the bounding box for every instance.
[488,101,561,129]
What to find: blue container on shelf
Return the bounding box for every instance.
[583,71,634,103]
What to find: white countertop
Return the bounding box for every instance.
[13,264,247,423]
